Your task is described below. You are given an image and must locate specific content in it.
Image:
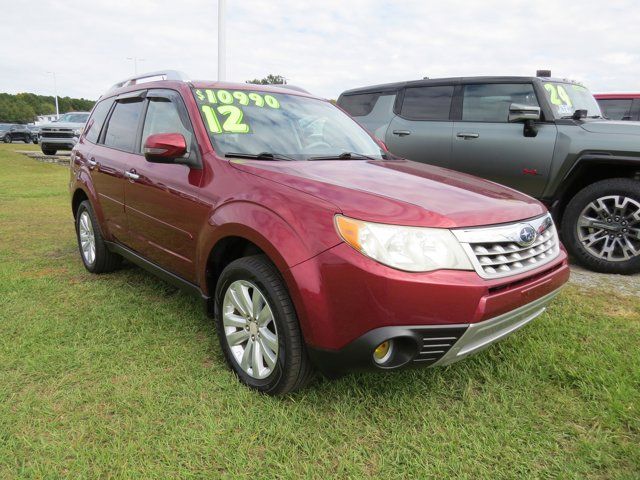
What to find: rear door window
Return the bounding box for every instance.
[462,83,538,122]
[400,86,454,120]
[598,99,633,120]
[339,93,382,117]
[103,99,144,152]
[84,98,114,144]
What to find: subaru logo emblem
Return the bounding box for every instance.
[518,225,537,247]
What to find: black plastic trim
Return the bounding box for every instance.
[105,241,210,313]
[307,324,468,378]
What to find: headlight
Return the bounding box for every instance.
[73,128,82,137]
[335,215,472,272]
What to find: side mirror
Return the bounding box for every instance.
[508,103,541,123]
[143,133,189,164]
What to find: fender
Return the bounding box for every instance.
[195,199,339,294]
[552,153,640,199]
[562,153,640,184]
[71,169,112,238]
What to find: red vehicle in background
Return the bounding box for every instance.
[69,71,569,394]
[595,93,640,121]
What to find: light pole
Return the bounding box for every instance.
[218,0,226,81]
[46,71,59,119]
[126,57,145,75]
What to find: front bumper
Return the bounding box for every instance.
[40,137,77,150]
[288,241,569,350]
[307,287,563,377]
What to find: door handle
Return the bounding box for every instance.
[456,132,480,139]
[87,158,97,168]
[124,170,140,181]
[392,130,411,137]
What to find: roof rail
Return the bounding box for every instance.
[108,70,190,91]
[271,84,310,94]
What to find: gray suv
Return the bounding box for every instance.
[338,76,640,274]
[39,112,90,155]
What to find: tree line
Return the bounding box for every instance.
[0,92,95,124]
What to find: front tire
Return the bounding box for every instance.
[3,134,11,143]
[562,178,640,274]
[215,255,313,395]
[75,200,121,273]
[42,147,57,155]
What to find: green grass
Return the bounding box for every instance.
[0,143,639,478]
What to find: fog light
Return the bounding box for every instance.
[373,340,394,365]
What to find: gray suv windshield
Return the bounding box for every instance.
[542,82,602,118]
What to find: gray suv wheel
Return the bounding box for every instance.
[562,178,640,274]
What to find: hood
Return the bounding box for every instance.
[40,121,85,129]
[580,119,640,135]
[230,159,546,228]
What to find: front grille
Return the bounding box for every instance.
[453,214,560,279]
[41,129,74,138]
[413,328,466,364]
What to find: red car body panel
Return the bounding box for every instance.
[594,93,640,100]
[230,158,546,228]
[70,78,570,361]
[288,243,569,349]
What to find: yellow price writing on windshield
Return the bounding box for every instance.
[201,105,250,134]
[196,89,280,109]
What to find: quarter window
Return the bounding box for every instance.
[400,86,454,121]
[84,98,113,144]
[598,99,633,120]
[462,83,538,122]
[339,93,382,117]
[103,100,144,152]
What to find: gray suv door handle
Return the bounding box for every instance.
[456,132,480,139]
[392,130,411,137]
[124,170,140,181]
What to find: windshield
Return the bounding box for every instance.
[193,88,385,160]
[542,82,602,118]
[56,113,89,123]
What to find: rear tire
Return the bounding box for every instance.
[42,147,57,155]
[215,255,314,395]
[75,200,121,273]
[562,178,640,274]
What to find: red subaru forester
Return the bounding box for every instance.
[70,71,569,394]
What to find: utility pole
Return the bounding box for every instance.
[218,0,226,81]
[127,57,145,74]
[46,71,59,119]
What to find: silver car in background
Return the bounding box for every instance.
[40,112,90,155]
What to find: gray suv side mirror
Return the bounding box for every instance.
[508,103,541,123]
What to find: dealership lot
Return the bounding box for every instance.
[1,144,638,477]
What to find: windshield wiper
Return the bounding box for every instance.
[308,151,381,161]
[225,152,296,161]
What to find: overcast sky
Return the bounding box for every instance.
[0,0,638,100]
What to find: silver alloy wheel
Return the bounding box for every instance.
[577,195,640,262]
[222,280,279,379]
[78,210,96,265]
